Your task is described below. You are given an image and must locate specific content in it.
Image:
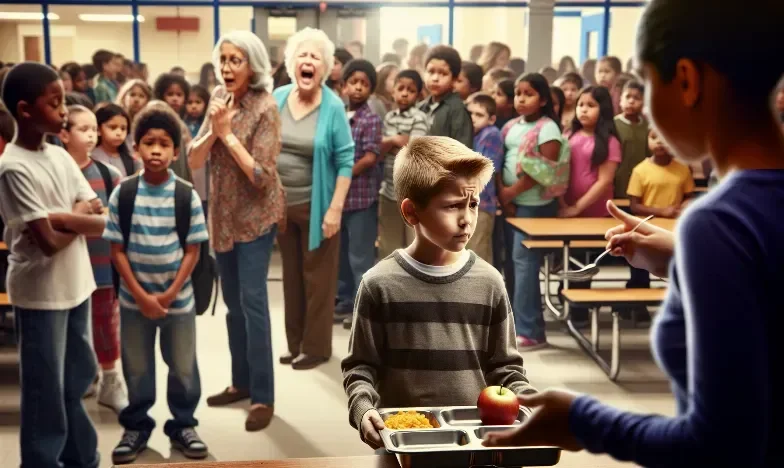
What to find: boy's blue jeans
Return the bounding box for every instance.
[119,308,200,437]
[15,300,100,468]
[510,202,558,340]
[337,203,379,311]
[215,227,277,406]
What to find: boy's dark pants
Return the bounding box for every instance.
[337,203,379,311]
[119,308,200,437]
[16,300,100,468]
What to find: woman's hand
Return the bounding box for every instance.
[211,104,232,140]
[605,200,675,278]
[322,206,342,239]
[482,390,582,451]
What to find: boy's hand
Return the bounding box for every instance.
[138,292,167,319]
[660,206,678,218]
[89,198,104,214]
[73,200,93,215]
[156,289,177,309]
[360,409,386,449]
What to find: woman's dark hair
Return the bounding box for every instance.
[550,86,565,122]
[153,73,191,114]
[570,86,619,168]
[95,103,135,171]
[516,73,560,130]
[637,0,783,102]
[496,79,515,102]
[273,62,291,89]
[199,62,215,89]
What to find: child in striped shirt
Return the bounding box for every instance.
[103,105,209,464]
[342,136,535,450]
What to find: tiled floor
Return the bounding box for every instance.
[0,253,674,467]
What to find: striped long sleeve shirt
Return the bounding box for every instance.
[341,251,536,430]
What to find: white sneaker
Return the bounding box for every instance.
[98,371,129,414]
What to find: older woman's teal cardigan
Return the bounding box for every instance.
[273,84,355,251]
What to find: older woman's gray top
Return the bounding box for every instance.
[277,104,320,206]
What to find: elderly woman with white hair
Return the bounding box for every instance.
[188,30,283,432]
[272,28,354,371]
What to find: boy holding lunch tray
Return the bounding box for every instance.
[341,136,536,450]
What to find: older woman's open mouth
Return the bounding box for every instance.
[299,66,316,85]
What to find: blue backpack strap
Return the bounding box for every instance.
[117,175,141,252]
[173,179,192,251]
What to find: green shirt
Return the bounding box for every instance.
[613,115,650,198]
[502,118,563,206]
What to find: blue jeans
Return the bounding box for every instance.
[15,300,99,468]
[337,203,379,310]
[119,308,200,437]
[215,226,276,405]
[511,202,558,340]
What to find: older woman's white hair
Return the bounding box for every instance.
[212,30,273,91]
[283,27,336,86]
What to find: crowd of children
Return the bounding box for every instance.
[1,29,780,467]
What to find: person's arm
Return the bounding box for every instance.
[352,114,383,177]
[570,208,770,467]
[500,139,560,203]
[48,212,106,237]
[110,242,149,302]
[484,291,537,396]
[341,280,383,430]
[330,104,357,211]
[188,91,223,170]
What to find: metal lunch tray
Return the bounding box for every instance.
[379,406,561,468]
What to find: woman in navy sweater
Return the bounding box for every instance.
[484,0,784,466]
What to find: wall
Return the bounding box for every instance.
[0,23,19,63]
[551,16,581,69]
[608,7,643,66]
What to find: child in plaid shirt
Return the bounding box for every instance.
[335,59,383,320]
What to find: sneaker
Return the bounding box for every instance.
[98,371,129,414]
[112,430,150,465]
[170,427,208,459]
[516,336,548,351]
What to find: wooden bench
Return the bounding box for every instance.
[560,288,667,380]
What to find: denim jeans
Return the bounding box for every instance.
[15,300,99,468]
[337,203,379,310]
[215,226,276,405]
[511,202,558,340]
[119,308,200,437]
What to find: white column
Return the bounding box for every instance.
[526,0,555,72]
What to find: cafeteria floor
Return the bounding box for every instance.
[0,251,675,467]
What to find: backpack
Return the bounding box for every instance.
[501,116,571,200]
[93,159,120,295]
[117,174,218,316]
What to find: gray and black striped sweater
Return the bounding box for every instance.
[341,250,536,430]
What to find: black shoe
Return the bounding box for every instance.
[170,427,208,459]
[343,316,352,330]
[112,430,150,465]
[279,353,299,365]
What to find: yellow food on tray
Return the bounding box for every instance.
[384,411,434,430]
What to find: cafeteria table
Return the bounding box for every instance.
[506,217,676,379]
[126,452,627,468]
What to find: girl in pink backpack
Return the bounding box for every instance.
[497,73,568,350]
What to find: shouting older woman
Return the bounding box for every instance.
[187,31,283,432]
[272,28,354,371]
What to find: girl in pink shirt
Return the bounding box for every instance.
[560,86,621,218]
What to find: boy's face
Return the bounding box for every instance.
[596,60,618,87]
[343,71,372,107]
[406,176,481,253]
[62,111,97,156]
[26,80,67,135]
[621,88,644,117]
[648,130,671,159]
[164,84,186,114]
[560,81,579,107]
[467,102,495,134]
[454,71,472,101]
[393,77,419,110]
[425,59,454,98]
[136,128,176,173]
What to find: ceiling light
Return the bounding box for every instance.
[78,14,145,23]
[0,12,59,21]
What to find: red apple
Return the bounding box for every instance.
[477,385,519,426]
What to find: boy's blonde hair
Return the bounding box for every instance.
[394,136,493,207]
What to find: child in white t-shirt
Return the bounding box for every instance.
[0,63,107,468]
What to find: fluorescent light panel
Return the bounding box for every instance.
[0,12,59,21]
[78,14,145,23]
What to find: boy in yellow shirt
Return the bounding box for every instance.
[623,129,695,322]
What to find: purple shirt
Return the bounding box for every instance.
[473,125,504,214]
[564,132,622,217]
[569,169,784,466]
[344,102,383,212]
